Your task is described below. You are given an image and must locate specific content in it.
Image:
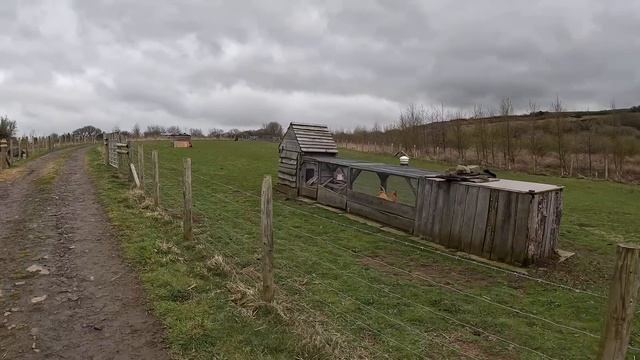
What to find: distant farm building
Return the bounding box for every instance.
[277,122,563,267]
[168,134,192,148]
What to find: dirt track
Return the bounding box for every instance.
[0,147,169,359]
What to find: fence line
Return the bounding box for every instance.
[139,155,588,357]
[188,204,472,359]
[186,184,563,358]
[141,152,608,336]
[189,223,399,359]
[147,152,605,299]
[130,145,640,358]
[142,180,425,359]
[195,182,601,341]
[0,135,94,172]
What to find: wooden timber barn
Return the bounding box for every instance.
[276,122,563,266]
[276,123,338,197]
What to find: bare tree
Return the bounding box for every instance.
[499,97,513,168]
[451,111,467,162]
[550,94,566,175]
[208,128,223,138]
[472,104,487,163]
[132,124,141,138]
[262,122,284,137]
[189,128,204,137]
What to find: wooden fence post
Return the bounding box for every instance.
[138,144,145,191]
[116,143,128,179]
[183,158,192,241]
[103,137,109,165]
[598,243,640,360]
[126,141,134,184]
[152,150,160,207]
[261,175,275,303]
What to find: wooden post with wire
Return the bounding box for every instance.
[103,137,109,165]
[598,243,640,360]
[138,144,145,191]
[152,150,160,207]
[261,175,275,303]
[182,158,193,241]
[126,141,134,185]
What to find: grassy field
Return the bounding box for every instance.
[88,139,640,359]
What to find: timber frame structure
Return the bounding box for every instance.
[276,122,563,266]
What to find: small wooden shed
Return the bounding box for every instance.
[277,123,337,196]
[170,134,192,148]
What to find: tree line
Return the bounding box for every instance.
[117,121,284,140]
[335,98,640,182]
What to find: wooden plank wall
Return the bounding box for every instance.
[317,186,347,209]
[277,147,299,189]
[414,178,562,266]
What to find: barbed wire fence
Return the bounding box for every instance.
[103,140,640,359]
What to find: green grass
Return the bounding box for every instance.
[88,140,640,359]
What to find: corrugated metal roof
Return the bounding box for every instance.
[289,122,337,153]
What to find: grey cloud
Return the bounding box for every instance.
[0,0,639,135]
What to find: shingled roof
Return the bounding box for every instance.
[287,122,337,154]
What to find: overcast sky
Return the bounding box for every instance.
[1,0,639,135]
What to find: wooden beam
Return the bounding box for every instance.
[138,144,145,191]
[598,243,640,360]
[183,158,193,241]
[261,175,275,303]
[129,163,141,188]
[152,150,160,207]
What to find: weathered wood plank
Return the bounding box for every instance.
[280,150,299,160]
[511,193,532,265]
[598,243,640,360]
[528,192,549,262]
[448,184,468,250]
[261,175,275,303]
[277,166,297,176]
[413,178,428,235]
[481,189,499,258]
[347,189,416,219]
[183,158,193,241]
[460,186,479,253]
[299,185,317,199]
[491,191,517,262]
[317,186,347,209]
[424,180,440,238]
[152,150,160,207]
[542,191,561,258]
[347,201,414,232]
[437,182,454,246]
[279,158,297,165]
[548,190,563,257]
[277,173,296,182]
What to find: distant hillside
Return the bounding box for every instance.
[335,106,640,182]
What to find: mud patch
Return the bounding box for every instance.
[360,254,495,289]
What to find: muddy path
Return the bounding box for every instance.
[0,147,169,359]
